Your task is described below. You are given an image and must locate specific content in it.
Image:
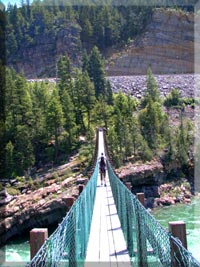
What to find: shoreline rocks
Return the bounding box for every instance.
[0,174,88,246]
[116,160,164,186]
[153,181,192,208]
[116,161,193,209]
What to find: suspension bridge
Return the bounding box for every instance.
[27,128,200,267]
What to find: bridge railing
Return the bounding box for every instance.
[107,161,200,267]
[26,163,99,267]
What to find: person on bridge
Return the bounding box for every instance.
[99,153,107,186]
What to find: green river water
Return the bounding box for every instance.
[1,197,200,264]
[151,196,200,262]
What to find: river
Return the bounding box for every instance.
[151,196,200,263]
[1,197,200,264]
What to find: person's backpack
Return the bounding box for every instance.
[100,156,105,167]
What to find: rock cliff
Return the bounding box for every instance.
[106,9,195,75]
[0,175,89,245]
[116,160,193,208]
[7,23,81,78]
[0,155,88,245]
[7,9,197,78]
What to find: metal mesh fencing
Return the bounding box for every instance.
[107,161,200,267]
[26,163,98,267]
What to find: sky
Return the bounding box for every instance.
[1,0,21,6]
[0,0,33,8]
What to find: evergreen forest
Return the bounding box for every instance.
[0,1,196,181]
[5,0,196,63]
[3,47,194,180]
[5,1,153,57]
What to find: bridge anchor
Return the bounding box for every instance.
[169,221,187,267]
[30,228,48,260]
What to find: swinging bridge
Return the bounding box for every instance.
[27,128,200,267]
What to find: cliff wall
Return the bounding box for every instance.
[7,9,198,78]
[106,9,195,75]
[7,23,81,78]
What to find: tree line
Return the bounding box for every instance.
[5,0,153,60]
[3,46,194,179]
[5,0,196,63]
[4,46,112,178]
[107,68,193,168]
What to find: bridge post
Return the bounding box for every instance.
[63,196,75,209]
[137,192,145,206]
[69,206,77,267]
[125,182,132,190]
[30,228,48,260]
[136,193,147,267]
[78,184,85,195]
[168,221,187,267]
[119,177,123,183]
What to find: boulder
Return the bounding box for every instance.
[116,160,164,186]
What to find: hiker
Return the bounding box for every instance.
[99,153,107,186]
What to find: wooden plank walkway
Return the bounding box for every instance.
[85,172,131,267]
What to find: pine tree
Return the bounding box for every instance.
[0,61,6,178]
[114,91,128,117]
[128,115,142,159]
[142,66,161,107]
[139,97,158,149]
[5,70,34,176]
[139,67,167,151]
[105,80,113,105]
[137,134,153,162]
[164,88,181,108]
[5,141,14,178]
[13,74,33,127]
[93,95,112,130]
[81,71,96,130]
[62,88,77,150]
[82,50,89,73]
[57,54,71,97]
[177,115,189,166]
[72,70,87,134]
[14,124,35,176]
[88,46,106,99]
[46,88,65,162]
[30,81,50,162]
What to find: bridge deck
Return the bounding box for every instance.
[85,174,131,266]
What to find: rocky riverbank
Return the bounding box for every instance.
[0,158,194,245]
[108,74,199,99]
[154,181,192,207]
[0,155,89,246]
[116,160,193,209]
[0,175,88,245]
[29,73,198,99]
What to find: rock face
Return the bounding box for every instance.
[0,176,88,245]
[7,23,81,78]
[7,9,198,79]
[117,161,193,209]
[106,9,195,75]
[117,160,164,186]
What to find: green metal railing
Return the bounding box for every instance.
[26,163,98,267]
[107,160,200,267]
